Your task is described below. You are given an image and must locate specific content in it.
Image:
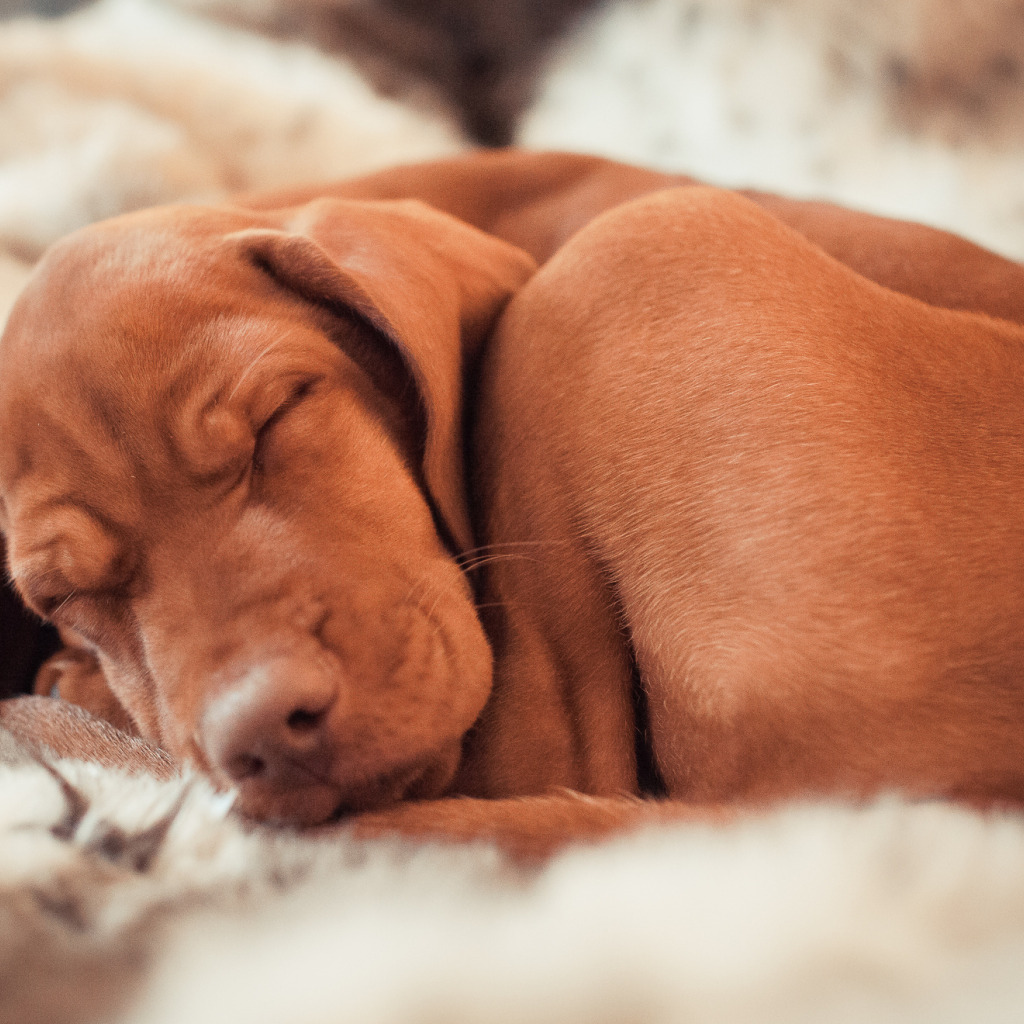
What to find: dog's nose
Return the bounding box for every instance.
[201,657,338,788]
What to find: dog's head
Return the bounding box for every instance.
[0,198,535,824]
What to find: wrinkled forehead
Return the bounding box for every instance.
[2,205,268,363]
[0,205,283,506]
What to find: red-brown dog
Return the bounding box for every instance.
[3,151,1024,857]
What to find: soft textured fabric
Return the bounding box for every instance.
[5,749,1024,1024]
[0,0,465,320]
[521,0,1024,259]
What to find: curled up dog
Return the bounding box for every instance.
[3,151,1024,858]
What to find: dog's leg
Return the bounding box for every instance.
[32,635,137,734]
[743,189,1024,324]
[343,794,736,864]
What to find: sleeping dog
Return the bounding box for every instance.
[3,152,1024,855]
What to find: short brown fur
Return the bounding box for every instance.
[3,151,1024,858]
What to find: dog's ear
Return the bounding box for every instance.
[229,198,536,553]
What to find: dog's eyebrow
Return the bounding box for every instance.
[19,493,78,515]
[8,498,131,591]
[228,335,294,402]
[15,493,99,526]
[8,558,74,607]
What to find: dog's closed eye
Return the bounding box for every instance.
[9,506,135,619]
[251,376,322,474]
[35,592,125,648]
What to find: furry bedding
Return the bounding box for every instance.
[0,0,465,318]
[4,1,1024,1021]
[522,0,1024,260]
[7,740,1024,1024]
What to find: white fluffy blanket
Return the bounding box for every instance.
[0,0,464,317]
[522,0,1024,259]
[6,745,1024,1024]
[4,2,1024,1022]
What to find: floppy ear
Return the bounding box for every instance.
[229,198,536,553]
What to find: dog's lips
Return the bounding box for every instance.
[326,741,462,822]
[326,766,424,820]
[225,740,463,828]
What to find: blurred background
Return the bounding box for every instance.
[0,0,1022,291]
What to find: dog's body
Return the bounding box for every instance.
[3,151,1024,855]
[466,185,1024,807]
[245,150,1024,325]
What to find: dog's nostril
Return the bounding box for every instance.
[287,707,323,733]
[203,656,339,790]
[229,752,266,780]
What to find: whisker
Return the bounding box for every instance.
[400,565,441,614]
[424,585,447,625]
[472,600,525,612]
[405,574,447,642]
[458,552,545,574]
[455,540,563,566]
[51,591,78,617]
[402,570,437,610]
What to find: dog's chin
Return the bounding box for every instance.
[232,740,464,828]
